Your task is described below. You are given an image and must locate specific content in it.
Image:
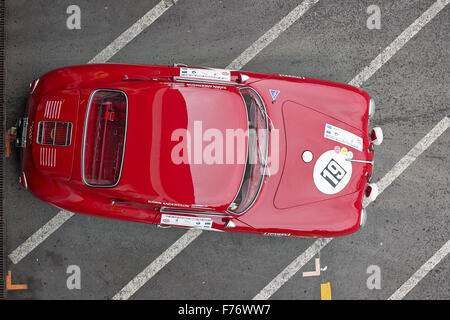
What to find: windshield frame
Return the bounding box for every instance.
[227,87,269,215]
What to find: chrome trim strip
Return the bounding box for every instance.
[81,89,128,188]
[368,98,375,118]
[346,159,374,165]
[360,208,367,227]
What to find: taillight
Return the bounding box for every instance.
[37,121,72,146]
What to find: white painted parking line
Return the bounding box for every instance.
[253,238,332,300]
[350,0,450,88]
[388,239,450,300]
[253,116,449,299]
[364,116,450,207]
[113,0,320,299]
[8,1,177,265]
[88,0,176,64]
[227,0,319,70]
[112,228,202,300]
[8,211,74,264]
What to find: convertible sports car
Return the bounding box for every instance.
[14,63,383,237]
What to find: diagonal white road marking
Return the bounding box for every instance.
[370,117,450,198]
[349,0,450,87]
[89,0,175,64]
[112,0,320,300]
[112,229,202,300]
[254,238,333,300]
[227,0,320,70]
[388,239,450,300]
[254,116,449,300]
[8,211,74,264]
[8,0,177,265]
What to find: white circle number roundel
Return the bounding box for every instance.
[313,150,352,194]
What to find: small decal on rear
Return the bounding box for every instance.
[313,150,352,194]
[324,123,363,152]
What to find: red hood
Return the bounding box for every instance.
[236,76,373,236]
[274,100,372,208]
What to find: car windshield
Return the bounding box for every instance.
[227,88,268,215]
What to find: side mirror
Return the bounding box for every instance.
[237,73,250,83]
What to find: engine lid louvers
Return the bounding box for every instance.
[32,90,80,180]
[39,147,56,167]
[44,100,63,119]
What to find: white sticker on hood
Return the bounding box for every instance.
[179,67,231,82]
[324,123,363,151]
[313,150,352,194]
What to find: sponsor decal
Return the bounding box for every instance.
[269,89,280,101]
[313,150,352,194]
[162,202,190,208]
[160,214,213,230]
[324,123,363,152]
[179,67,231,82]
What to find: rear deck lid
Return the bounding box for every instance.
[32,89,80,180]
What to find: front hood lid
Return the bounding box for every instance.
[274,101,371,209]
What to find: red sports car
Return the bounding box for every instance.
[15,64,383,237]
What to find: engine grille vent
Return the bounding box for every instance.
[44,100,63,119]
[39,147,57,167]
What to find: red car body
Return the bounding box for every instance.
[18,63,380,237]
